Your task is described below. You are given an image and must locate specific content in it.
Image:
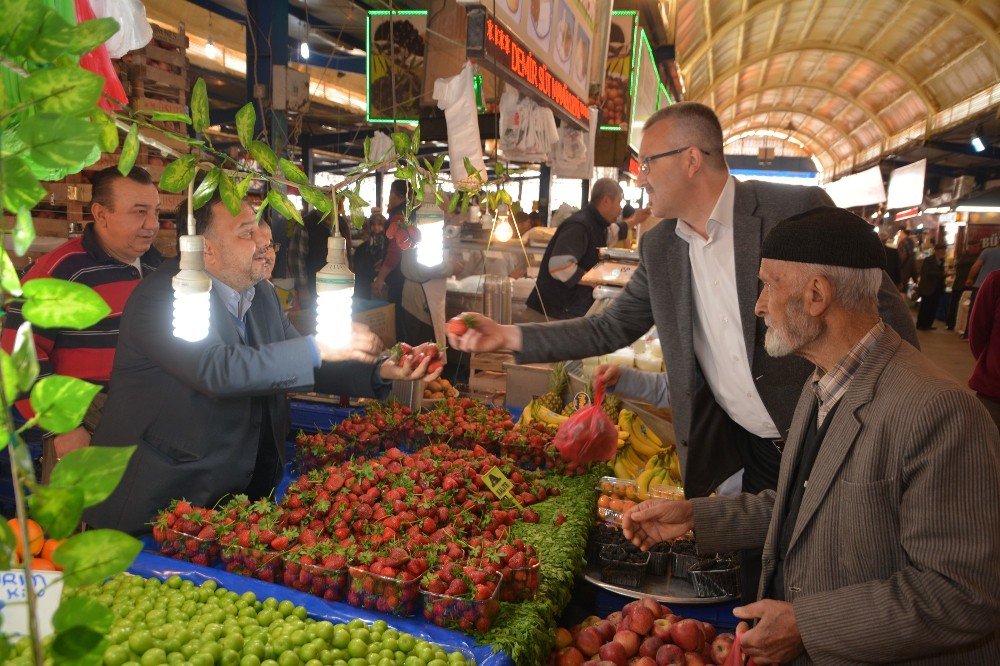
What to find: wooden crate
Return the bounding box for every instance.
[127,64,187,96]
[150,23,188,50]
[2,215,72,238]
[42,182,91,205]
[470,352,513,397]
[153,228,178,258]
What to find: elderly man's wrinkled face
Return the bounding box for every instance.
[755,259,825,358]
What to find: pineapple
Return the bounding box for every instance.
[538,362,568,413]
[562,402,576,416]
[603,393,623,422]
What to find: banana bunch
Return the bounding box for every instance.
[530,399,569,426]
[611,410,679,482]
[636,451,683,497]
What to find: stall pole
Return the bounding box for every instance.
[247,0,290,274]
[581,179,591,207]
[375,174,384,211]
[539,164,552,226]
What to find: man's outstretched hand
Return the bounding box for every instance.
[446,312,522,353]
[622,499,695,550]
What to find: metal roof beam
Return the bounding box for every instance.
[725,124,835,165]
[727,107,860,152]
[924,139,1000,160]
[715,83,890,137]
[702,42,939,112]
[681,0,1000,83]
[287,4,364,52]
[186,0,246,23]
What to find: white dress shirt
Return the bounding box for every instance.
[675,177,780,439]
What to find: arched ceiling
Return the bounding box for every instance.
[673,0,1000,174]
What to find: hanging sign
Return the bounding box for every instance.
[468,7,590,128]
[0,571,63,637]
[482,466,524,509]
[367,11,428,123]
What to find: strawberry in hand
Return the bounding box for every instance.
[447,314,476,336]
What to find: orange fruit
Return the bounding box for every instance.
[7,518,45,558]
[609,498,624,512]
[597,494,611,509]
[28,558,57,571]
[41,539,62,563]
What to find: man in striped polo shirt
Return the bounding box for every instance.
[1,166,162,478]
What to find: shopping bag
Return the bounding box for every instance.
[553,378,618,466]
[723,622,758,666]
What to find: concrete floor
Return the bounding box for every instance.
[913,320,977,391]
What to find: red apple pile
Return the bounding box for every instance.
[550,599,736,666]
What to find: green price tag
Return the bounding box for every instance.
[483,466,523,509]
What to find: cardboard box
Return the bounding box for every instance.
[353,302,396,348]
[504,362,553,408]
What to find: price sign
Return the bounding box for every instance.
[483,467,524,510]
[0,570,63,637]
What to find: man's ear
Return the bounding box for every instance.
[806,275,834,316]
[91,202,109,227]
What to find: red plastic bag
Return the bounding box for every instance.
[553,378,619,466]
[723,623,758,666]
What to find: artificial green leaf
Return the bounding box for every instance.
[54,597,114,634]
[16,113,100,169]
[396,166,413,179]
[363,136,372,161]
[53,530,143,587]
[146,111,192,124]
[11,320,38,393]
[25,8,75,63]
[235,102,256,149]
[1,155,46,214]
[278,158,309,185]
[391,132,410,156]
[237,176,253,200]
[299,185,332,214]
[266,189,303,225]
[20,66,104,117]
[249,140,278,174]
[53,626,107,663]
[254,199,269,224]
[193,167,221,210]
[499,190,512,205]
[12,206,35,256]
[9,433,34,482]
[158,155,198,193]
[91,111,119,154]
[434,154,446,172]
[0,350,17,406]
[21,278,110,329]
[218,172,241,217]
[29,375,100,434]
[0,247,21,296]
[29,485,84,539]
[464,156,478,177]
[0,516,15,568]
[448,192,460,213]
[118,123,139,176]
[0,0,46,58]
[191,78,210,133]
[50,446,136,507]
[67,17,120,56]
[412,125,420,150]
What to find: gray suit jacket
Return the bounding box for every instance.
[691,327,1000,664]
[517,179,919,496]
[86,259,387,534]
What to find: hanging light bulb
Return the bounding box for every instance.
[414,187,445,267]
[493,213,514,243]
[205,37,219,59]
[172,181,212,341]
[300,40,310,60]
[315,221,355,349]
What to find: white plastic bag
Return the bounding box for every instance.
[90,0,153,58]
[369,132,395,171]
[433,63,487,190]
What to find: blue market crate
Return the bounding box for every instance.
[288,399,363,434]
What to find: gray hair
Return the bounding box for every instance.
[590,177,623,205]
[644,102,727,170]
[794,263,882,312]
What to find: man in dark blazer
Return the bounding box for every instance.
[916,242,947,329]
[86,194,439,535]
[623,209,1000,664]
[449,103,917,495]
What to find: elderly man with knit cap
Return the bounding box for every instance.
[624,207,1000,665]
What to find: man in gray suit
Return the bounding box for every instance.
[449,102,917,597]
[623,208,1000,664]
[86,194,439,535]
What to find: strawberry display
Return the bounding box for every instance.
[421,563,502,633]
[281,543,351,601]
[348,547,426,616]
[151,499,220,566]
[413,397,516,452]
[501,421,560,470]
[293,430,352,473]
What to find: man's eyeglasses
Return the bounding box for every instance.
[639,146,711,175]
[264,242,280,252]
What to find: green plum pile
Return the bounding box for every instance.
[7,574,473,666]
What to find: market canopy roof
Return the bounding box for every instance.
[670,0,1000,178]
